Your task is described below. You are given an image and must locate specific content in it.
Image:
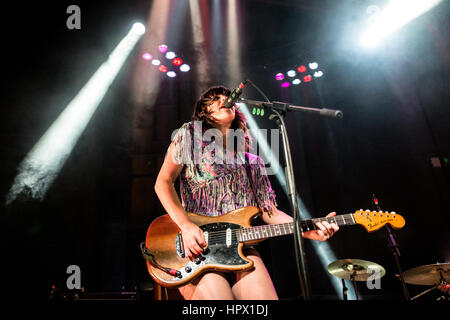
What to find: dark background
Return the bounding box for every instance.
[0,0,449,301]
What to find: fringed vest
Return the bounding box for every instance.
[170,121,277,217]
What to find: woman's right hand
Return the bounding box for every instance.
[180,221,207,260]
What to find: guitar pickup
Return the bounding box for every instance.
[175,232,185,258]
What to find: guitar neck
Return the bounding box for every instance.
[237,214,356,243]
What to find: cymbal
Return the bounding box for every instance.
[402,263,450,286]
[327,259,386,282]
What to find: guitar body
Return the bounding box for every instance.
[144,206,261,288]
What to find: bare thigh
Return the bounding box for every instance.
[178,271,235,300]
[231,247,279,300]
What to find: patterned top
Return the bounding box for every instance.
[170,121,277,217]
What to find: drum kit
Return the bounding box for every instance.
[327,259,449,300]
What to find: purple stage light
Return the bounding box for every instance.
[158,44,168,53]
[142,52,153,60]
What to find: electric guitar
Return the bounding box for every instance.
[142,206,405,288]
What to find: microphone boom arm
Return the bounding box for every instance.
[240,98,343,119]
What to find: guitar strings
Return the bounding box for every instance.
[199,215,356,243]
[200,216,355,238]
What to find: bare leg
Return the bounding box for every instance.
[232,247,279,300]
[178,271,235,300]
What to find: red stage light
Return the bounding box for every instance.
[159,65,168,72]
[297,65,307,73]
[303,75,312,82]
[172,58,183,66]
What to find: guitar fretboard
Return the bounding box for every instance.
[236,214,355,243]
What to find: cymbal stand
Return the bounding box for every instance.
[372,194,410,300]
[350,273,359,300]
[410,268,448,300]
[342,279,348,300]
[410,284,440,300]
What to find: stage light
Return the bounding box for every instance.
[297,65,306,73]
[131,22,146,35]
[142,52,153,60]
[165,51,176,59]
[158,65,168,73]
[167,71,176,77]
[180,64,190,72]
[158,44,168,53]
[152,59,161,66]
[6,23,144,204]
[292,79,301,85]
[361,0,443,48]
[275,73,284,80]
[308,62,318,70]
[226,0,243,86]
[281,82,290,88]
[172,57,183,66]
[189,0,210,94]
[251,107,265,117]
[313,71,323,77]
[287,70,296,77]
[303,75,312,82]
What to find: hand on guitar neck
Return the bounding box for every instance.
[259,203,339,242]
[301,211,340,241]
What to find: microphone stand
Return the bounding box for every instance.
[241,98,343,300]
[371,194,410,300]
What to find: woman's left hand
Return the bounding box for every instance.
[302,212,340,241]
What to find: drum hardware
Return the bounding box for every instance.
[328,259,386,300]
[402,263,449,300]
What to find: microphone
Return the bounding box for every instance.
[319,108,344,119]
[223,80,248,108]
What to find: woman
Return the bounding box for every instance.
[154,85,339,300]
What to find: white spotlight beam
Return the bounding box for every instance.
[189,0,211,96]
[226,0,242,85]
[131,0,171,107]
[6,23,145,204]
[361,0,442,48]
[238,103,356,300]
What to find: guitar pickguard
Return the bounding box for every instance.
[172,222,250,281]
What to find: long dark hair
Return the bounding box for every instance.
[192,85,251,151]
[192,85,248,130]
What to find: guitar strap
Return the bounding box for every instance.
[244,152,262,216]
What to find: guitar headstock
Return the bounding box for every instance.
[352,209,405,232]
